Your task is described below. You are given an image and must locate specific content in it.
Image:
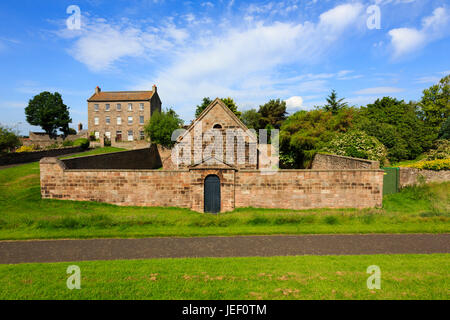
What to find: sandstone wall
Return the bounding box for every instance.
[40,157,190,208]
[41,156,384,212]
[235,169,384,209]
[311,153,379,170]
[399,167,450,187]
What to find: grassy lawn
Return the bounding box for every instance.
[0,254,447,299]
[0,148,448,240]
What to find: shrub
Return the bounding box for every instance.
[322,130,387,165]
[426,139,450,160]
[62,140,74,147]
[15,145,35,153]
[73,138,90,150]
[0,125,22,152]
[408,158,450,171]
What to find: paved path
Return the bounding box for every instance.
[0,234,448,264]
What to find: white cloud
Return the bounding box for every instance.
[136,3,365,118]
[354,86,404,94]
[415,76,441,84]
[388,7,450,58]
[285,96,303,110]
[59,3,366,119]
[201,2,214,8]
[62,17,189,72]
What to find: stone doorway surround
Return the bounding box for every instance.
[188,156,237,213]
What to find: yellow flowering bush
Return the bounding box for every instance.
[407,158,450,171]
[15,145,36,153]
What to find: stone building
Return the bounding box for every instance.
[87,85,161,147]
[40,98,384,213]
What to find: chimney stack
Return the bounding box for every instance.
[78,123,83,132]
[95,86,101,94]
[152,84,157,93]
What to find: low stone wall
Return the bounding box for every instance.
[399,167,450,187]
[0,146,84,166]
[62,144,162,170]
[40,158,190,207]
[311,153,379,170]
[40,156,384,211]
[235,170,383,209]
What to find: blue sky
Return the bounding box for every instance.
[0,0,449,134]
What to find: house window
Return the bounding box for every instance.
[128,103,133,111]
[94,104,99,111]
[139,103,144,111]
[213,123,222,129]
[106,116,110,124]
[140,131,145,140]
[128,116,133,124]
[117,116,122,125]
[94,117,99,125]
[116,103,121,111]
[116,130,122,142]
[139,116,144,124]
[95,131,100,139]
[105,131,111,139]
[127,130,133,141]
[105,104,110,111]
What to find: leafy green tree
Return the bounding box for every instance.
[258,99,287,129]
[25,92,72,139]
[241,109,261,130]
[194,97,241,118]
[322,130,387,165]
[280,108,355,168]
[323,89,348,115]
[0,125,22,152]
[195,97,213,118]
[355,97,434,162]
[419,75,450,128]
[144,108,184,148]
[438,117,450,139]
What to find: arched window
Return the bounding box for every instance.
[213,123,222,129]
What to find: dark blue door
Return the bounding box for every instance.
[204,175,220,214]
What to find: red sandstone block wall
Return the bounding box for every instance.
[40,158,384,212]
[40,157,191,208]
[235,170,384,209]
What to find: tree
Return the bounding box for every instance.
[355,97,434,162]
[438,117,450,139]
[241,109,261,130]
[258,99,287,129]
[323,89,348,114]
[195,97,213,118]
[144,108,184,148]
[194,97,241,118]
[279,108,355,168]
[419,75,450,128]
[25,92,72,139]
[0,125,21,152]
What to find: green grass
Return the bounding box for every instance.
[0,149,449,240]
[0,254,447,299]
[391,154,427,167]
[60,146,125,159]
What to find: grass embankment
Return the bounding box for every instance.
[0,148,448,240]
[0,254,447,299]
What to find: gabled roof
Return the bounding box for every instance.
[87,91,154,102]
[189,155,237,170]
[177,98,257,143]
